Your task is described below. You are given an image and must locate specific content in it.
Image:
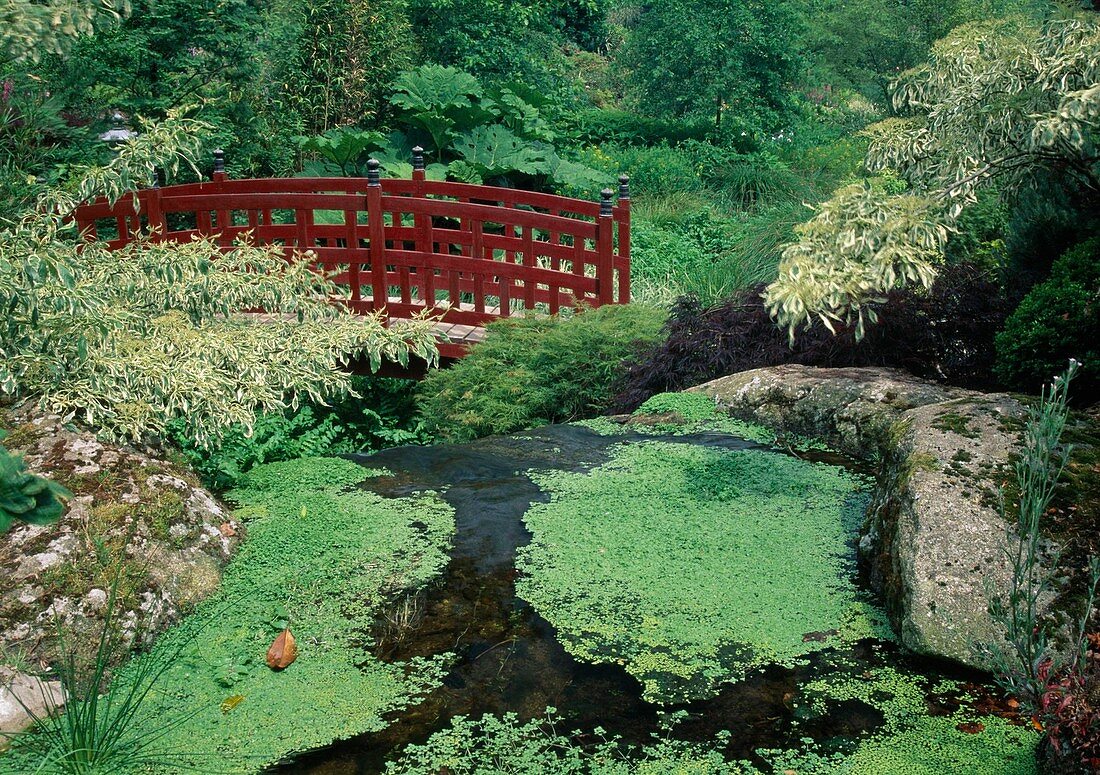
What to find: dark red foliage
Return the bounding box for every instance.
[1036,646,1100,772]
[614,262,1011,411]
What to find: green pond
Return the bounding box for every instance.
[1,396,1039,774]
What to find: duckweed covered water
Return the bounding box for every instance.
[517,441,875,702]
[280,417,1036,773]
[2,406,1039,773]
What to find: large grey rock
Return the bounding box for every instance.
[0,403,240,701]
[691,365,1040,669]
[689,364,969,457]
[0,667,64,740]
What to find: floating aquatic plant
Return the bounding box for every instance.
[517,440,872,703]
[0,457,456,773]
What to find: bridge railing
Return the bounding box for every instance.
[72,149,631,346]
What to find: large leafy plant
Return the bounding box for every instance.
[294,65,606,190]
[293,128,387,176]
[389,64,488,159]
[385,64,602,189]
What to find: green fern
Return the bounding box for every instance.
[167,377,433,490]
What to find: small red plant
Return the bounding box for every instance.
[1036,636,1100,772]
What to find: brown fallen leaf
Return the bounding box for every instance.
[218,522,237,537]
[956,721,985,734]
[266,628,297,670]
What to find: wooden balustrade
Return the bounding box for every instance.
[71,150,631,359]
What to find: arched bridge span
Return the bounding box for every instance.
[72,150,631,360]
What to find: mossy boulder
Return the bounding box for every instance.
[0,404,239,735]
[689,365,969,457]
[864,394,1029,667]
[690,365,1092,670]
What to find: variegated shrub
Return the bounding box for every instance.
[766,12,1100,341]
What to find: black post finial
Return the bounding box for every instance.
[366,158,381,186]
[411,146,425,171]
[213,148,225,174]
[599,188,614,217]
[618,174,630,201]
[152,166,165,189]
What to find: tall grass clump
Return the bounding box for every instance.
[2,574,202,774]
[981,359,1099,704]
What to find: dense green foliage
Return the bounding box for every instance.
[271,0,414,136]
[168,377,428,490]
[0,436,70,532]
[617,0,803,132]
[0,457,455,773]
[517,435,872,702]
[995,239,1100,400]
[418,305,665,441]
[1,0,129,65]
[766,11,1100,341]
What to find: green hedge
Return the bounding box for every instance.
[417,304,666,441]
[995,237,1099,400]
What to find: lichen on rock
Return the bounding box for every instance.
[0,403,239,736]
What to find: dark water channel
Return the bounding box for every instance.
[271,426,980,774]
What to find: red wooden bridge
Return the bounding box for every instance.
[72,149,631,360]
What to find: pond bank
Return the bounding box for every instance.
[0,394,1044,773]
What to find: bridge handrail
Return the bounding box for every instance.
[71,151,632,358]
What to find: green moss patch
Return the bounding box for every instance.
[931,411,980,439]
[15,457,455,773]
[516,440,873,703]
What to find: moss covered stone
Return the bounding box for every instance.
[516,440,871,703]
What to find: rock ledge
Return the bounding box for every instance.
[692,365,1036,668]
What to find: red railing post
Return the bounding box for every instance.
[596,188,615,306]
[366,159,387,314]
[617,174,631,304]
[210,149,230,245]
[410,146,438,311]
[411,145,426,188]
[409,146,427,308]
